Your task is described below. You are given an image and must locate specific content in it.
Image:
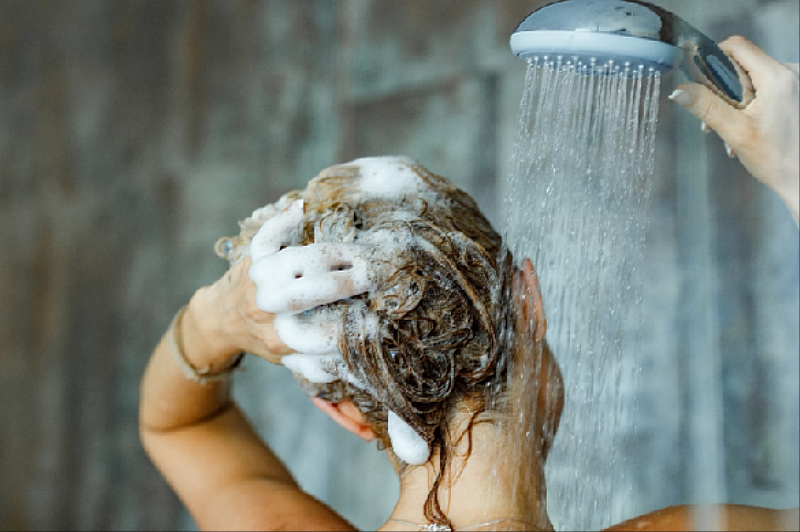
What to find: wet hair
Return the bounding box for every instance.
[309,159,520,528]
[218,158,536,529]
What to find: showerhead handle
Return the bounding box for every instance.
[651,2,755,108]
[511,0,755,108]
[678,37,754,109]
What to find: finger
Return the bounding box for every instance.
[668,83,749,146]
[511,268,524,315]
[282,352,368,389]
[274,307,344,356]
[279,300,375,388]
[785,63,799,76]
[724,142,737,159]
[276,272,370,313]
[249,243,374,314]
[250,199,304,262]
[521,258,537,317]
[281,353,344,384]
[226,257,275,323]
[511,261,535,333]
[719,35,786,87]
[521,257,535,282]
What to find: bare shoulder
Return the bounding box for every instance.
[603,504,799,532]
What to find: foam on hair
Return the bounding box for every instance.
[216,156,508,461]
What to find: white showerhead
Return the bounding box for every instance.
[511,0,754,107]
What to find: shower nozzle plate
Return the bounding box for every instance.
[510,30,683,73]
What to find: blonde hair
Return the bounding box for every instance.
[218,158,540,529]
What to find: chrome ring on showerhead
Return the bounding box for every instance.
[510,30,683,74]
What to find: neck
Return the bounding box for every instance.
[380,418,553,531]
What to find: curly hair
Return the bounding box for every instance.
[217,157,538,529]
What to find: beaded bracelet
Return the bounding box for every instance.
[168,305,244,385]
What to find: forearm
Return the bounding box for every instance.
[138,293,300,521]
[138,332,231,433]
[141,398,301,526]
[136,204,368,530]
[139,295,241,432]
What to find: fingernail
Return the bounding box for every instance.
[701,121,711,133]
[668,89,693,106]
[291,199,305,212]
[724,142,736,159]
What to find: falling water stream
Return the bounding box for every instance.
[499,58,661,531]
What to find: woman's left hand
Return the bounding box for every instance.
[669,36,799,225]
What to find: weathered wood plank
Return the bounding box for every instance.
[0,1,797,530]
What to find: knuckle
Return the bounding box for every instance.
[244,294,261,318]
[718,36,741,54]
[731,122,756,148]
[262,331,287,355]
[696,99,717,123]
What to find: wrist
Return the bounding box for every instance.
[182,292,243,371]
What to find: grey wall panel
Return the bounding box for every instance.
[0,1,797,530]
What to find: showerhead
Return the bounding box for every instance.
[510,0,754,107]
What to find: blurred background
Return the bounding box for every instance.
[0,1,797,530]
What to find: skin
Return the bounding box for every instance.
[669,35,799,226]
[141,36,799,532]
[141,210,795,531]
[140,227,556,530]
[603,505,799,532]
[139,257,357,531]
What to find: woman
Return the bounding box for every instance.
[140,34,798,531]
[139,155,564,531]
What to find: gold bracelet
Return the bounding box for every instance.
[168,305,244,385]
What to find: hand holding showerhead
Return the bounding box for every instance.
[669,36,799,227]
[509,2,797,225]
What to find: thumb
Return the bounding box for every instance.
[668,82,748,146]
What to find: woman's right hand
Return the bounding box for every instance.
[139,199,369,532]
[669,36,799,225]
[182,256,291,368]
[179,199,374,371]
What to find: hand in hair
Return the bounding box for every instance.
[139,197,369,532]
[188,199,373,366]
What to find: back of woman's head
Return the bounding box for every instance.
[216,156,559,527]
[299,157,508,449]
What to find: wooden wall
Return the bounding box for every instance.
[0,1,796,530]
